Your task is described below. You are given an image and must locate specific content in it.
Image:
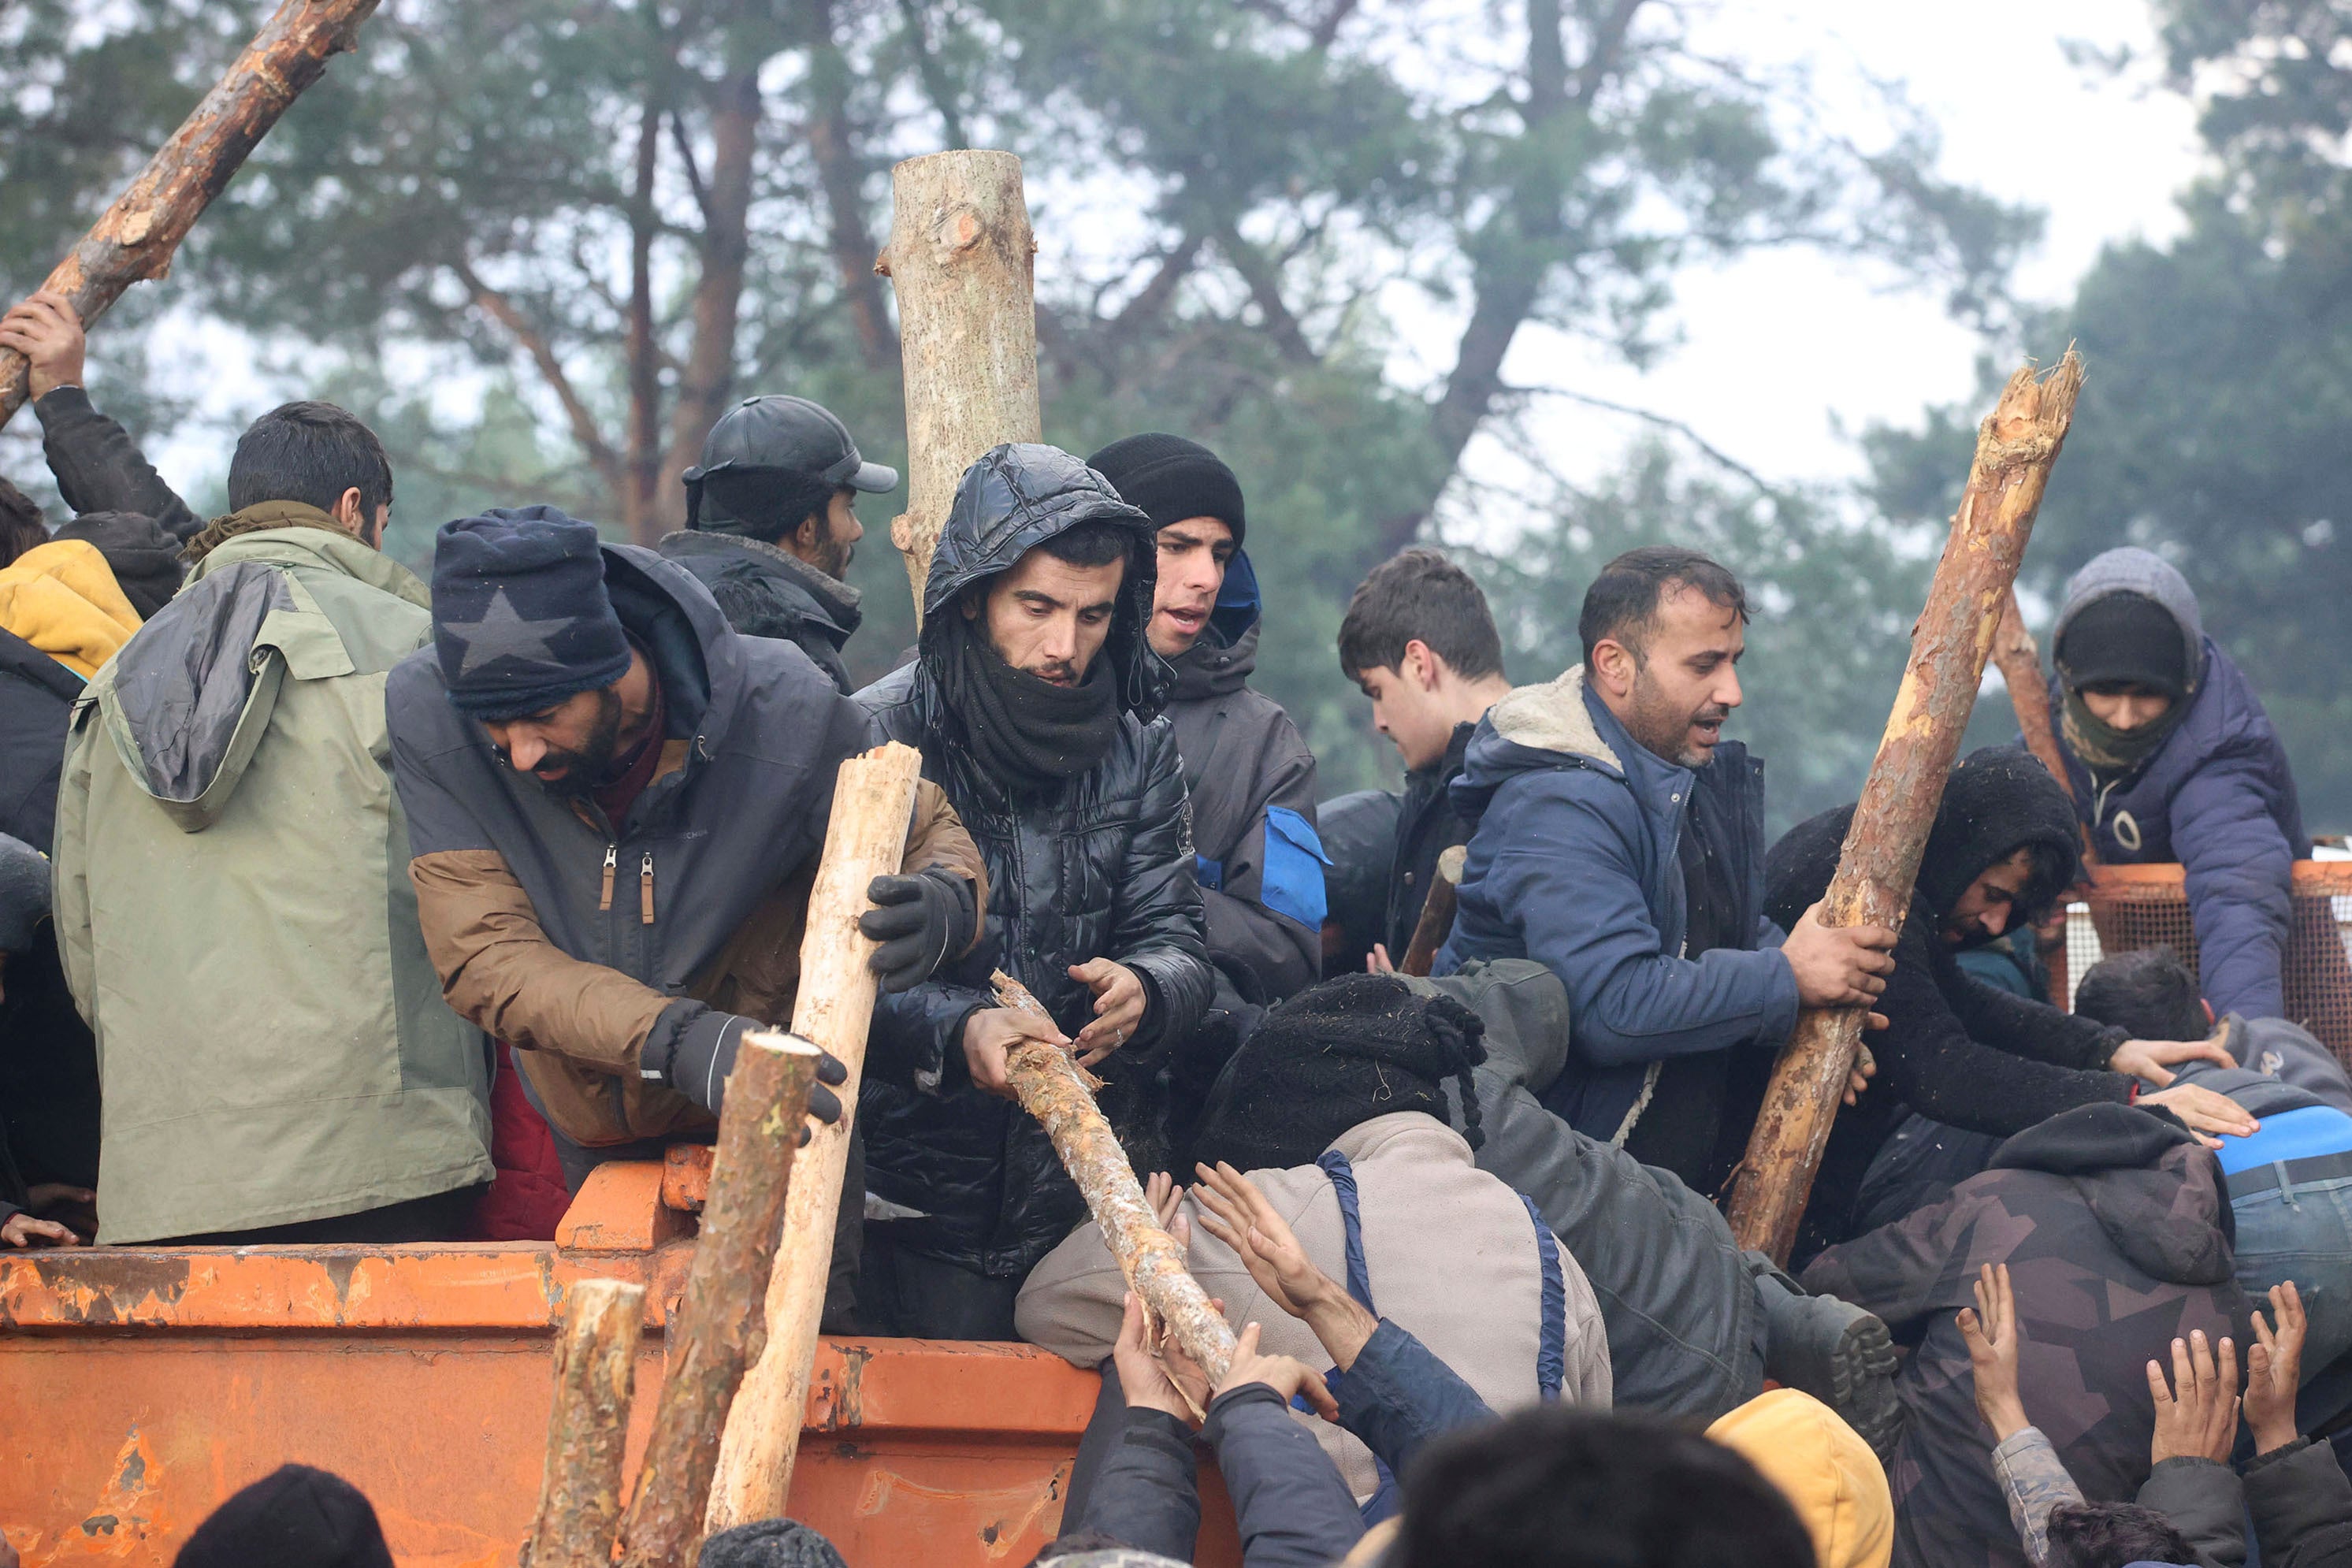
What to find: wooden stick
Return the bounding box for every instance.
[1399,845,1468,978]
[706,743,924,1531]
[524,1278,646,1568]
[875,150,1043,619]
[0,0,381,430]
[1725,351,2086,1262]
[993,971,1239,1384]
[1994,587,2097,868]
[616,1033,819,1568]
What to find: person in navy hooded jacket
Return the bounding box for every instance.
[2047,546,2309,1021]
[1434,547,1897,1195]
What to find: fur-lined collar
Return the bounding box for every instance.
[1486,664,1622,771]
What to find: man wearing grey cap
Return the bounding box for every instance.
[660,394,897,692]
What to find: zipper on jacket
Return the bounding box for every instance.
[640,849,656,926]
[599,844,617,912]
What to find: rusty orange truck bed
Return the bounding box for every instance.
[0,1156,1243,1567]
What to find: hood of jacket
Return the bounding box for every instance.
[1707,1389,1893,1568]
[98,527,429,830]
[1989,1102,2235,1284]
[2053,547,2206,694]
[914,443,1169,726]
[54,510,181,621]
[656,526,862,634]
[1165,549,1260,704]
[0,539,143,678]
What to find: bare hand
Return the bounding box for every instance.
[2246,1281,2308,1455]
[2109,1032,2237,1087]
[1364,943,1396,975]
[1216,1319,1339,1421]
[1956,1263,2028,1441]
[1,1210,81,1248]
[960,1006,1066,1099]
[0,291,87,399]
[1113,1291,1198,1425]
[2148,1328,2240,1466]
[2138,1083,2259,1144]
[1845,1042,1878,1107]
[1069,958,1146,1066]
[1194,1160,1377,1371]
[1782,902,1897,1009]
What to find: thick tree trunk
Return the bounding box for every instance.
[616,1033,819,1568]
[1724,352,2086,1263]
[705,743,923,1531]
[876,150,1042,618]
[992,972,1239,1384]
[0,0,381,430]
[524,1278,647,1568]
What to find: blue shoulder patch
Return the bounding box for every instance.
[1261,805,1332,929]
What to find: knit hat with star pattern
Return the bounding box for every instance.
[431,505,633,717]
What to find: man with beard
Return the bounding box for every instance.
[1434,547,1898,1195]
[856,444,1215,1338]
[658,395,894,692]
[389,507,988,1316]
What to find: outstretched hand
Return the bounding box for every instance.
[1956,1263,2027,1441]
[2246,1280,2308,1456]
[2148,1328,2241,1466]
[2109,1031,2238,1087]
[1217,1320,1339,1421]
[1193,1160,1379,1372]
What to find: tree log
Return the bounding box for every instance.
[1399,845,1468,978]
[1725,351,2086,1263]
[0,0,381,430]
[992,971,1239,1384]
[705,743,924,1531]
[1993,589,2077,804]
[525,1278,647,1568]
[876,150,1043,618]
[616,1033,819,1568]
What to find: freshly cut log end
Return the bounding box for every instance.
[526,1277,646,1568]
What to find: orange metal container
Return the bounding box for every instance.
[0,1159,1243,1567]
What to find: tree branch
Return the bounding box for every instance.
[1212,217,1317,366]
[1501,381,1791,501]
[898,0,969,150]
[809,0,894,369]
[670,108,712,227]
[454,258,622,494]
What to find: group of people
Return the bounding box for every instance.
[2,280,2349,1568]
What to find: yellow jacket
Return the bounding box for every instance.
[0,540,141,677]
[1709,1388,1893,1568]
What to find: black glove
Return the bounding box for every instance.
[860,869,978,993]
[656,1011,847,1131]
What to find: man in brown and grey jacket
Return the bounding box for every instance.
[388,506,987,1316]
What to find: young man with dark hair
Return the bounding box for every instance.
[857,443,1214,1339]
[661,394,897,692]
[1436,545,1897,1190]
[1335,548,1513,969]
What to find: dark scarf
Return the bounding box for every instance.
[944,616,1121,790]
[2061,686,2190,778]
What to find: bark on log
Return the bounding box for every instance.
[1993,589,2076,806]
[876,150,1043,618]
[617,1033,819,1568]
[525,1278,647,1568]
[992,971,1239,1384]
[1399,845,1468,978]
[705,743,924,1531]
[0,0,381,430]
[1725,351,2086,1263]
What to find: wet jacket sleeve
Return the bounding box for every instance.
[1334,1318,1496,1481]
[2174,747,2296,1020]
[1199,726,1321,1003]
[2243,1437,2352,1568]
[2136,1457,2246,1568]
[1202,1384,1367,1567]
[1461,771,1800,1068]
[1070,1406,1202,1561]
[33,387,200,541]
[1944,951,2124,1070]
[1112,719,1214,1056]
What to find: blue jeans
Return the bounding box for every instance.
[2232,1173,2352,1377]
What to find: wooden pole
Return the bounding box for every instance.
[524,1278,647,1568]
[875,150,1043,619]
[705,743,923,1531]
[617,1033,819,1568]
[1725,351,2086,1263]
[992,971,1239,1384]
[1993,589,2077,804]
[0,0,381,430]
[1399,845,1468,978]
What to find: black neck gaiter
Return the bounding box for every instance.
[945,617,1122,790]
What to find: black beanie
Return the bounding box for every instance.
[1085,433,1246,546]
[2054,590,2191,700]
[431,506,632,718]
[697,1520,849,1568]
[173,1465,393,1568]
[1193,974,1486,1173]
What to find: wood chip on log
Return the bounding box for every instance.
[524,1277,646,1568]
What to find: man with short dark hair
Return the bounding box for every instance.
[1335,548,1514,971]
[54,400,496,1243]
[661,395,895,691]
[858,443,1214,1338]
[1436,546,1897,1189]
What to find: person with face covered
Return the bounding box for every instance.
[1432,547,1898,1194]
[856,444,1215,1338]
[1764,745,2259,1258]
[2045,546,2308,1022]
[388,507,988,1311]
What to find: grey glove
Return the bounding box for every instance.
[652,1011,846,1132]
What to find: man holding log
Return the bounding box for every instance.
[387,507,987,1315]
[855,443,1214,1339]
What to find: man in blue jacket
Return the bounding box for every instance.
[1436,546,1896,1194]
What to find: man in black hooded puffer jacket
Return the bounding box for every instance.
[856,443,1215,1337]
